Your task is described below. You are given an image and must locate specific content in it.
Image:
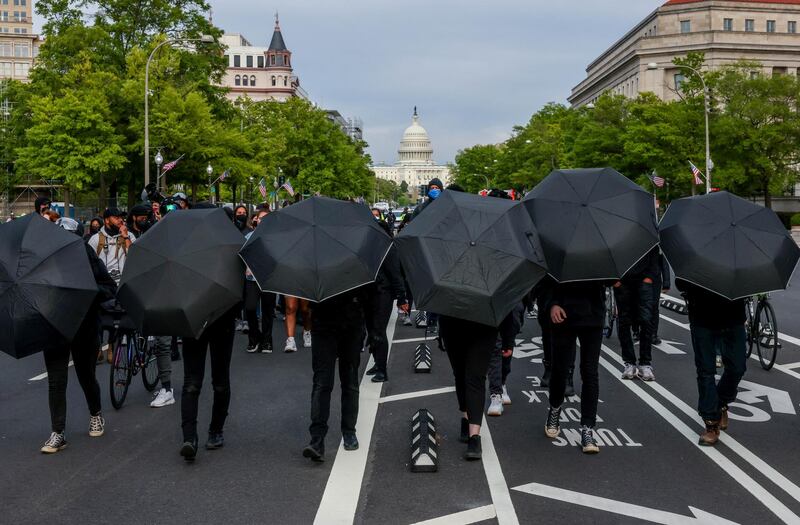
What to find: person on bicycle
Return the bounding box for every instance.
[676,278,746,446]
[41,218,117,453]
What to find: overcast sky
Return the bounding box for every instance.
[37,1,665,165]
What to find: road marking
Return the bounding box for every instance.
[602,345,800,517]
[653,339,686,355]
[29,360,74,381]
[410,504,496,525]
[783,362,800,371]
[513,482,738,524]
[480,417,520,525]
[379,386,456,404]
[393,336,430,344]
[313,309,399,525]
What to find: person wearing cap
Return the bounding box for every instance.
[34,196,52,216]
[128,204,152,237]
[410,177,443,220]
[87,208,135,284]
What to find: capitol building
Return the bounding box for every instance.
[372,109,451,189]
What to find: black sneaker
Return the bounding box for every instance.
[303,439,325,462]
[41,432,67,454]
[366,364,378,376]
[545,406,561,438]
[180,438,198,461]
[459,417,469,443]
[206,432,224,450]
[581,426,600,454]
[246,343,260,353]
[371,371,388,382]
[261,341,273,354]
[541,366,551,388]
[343,433,359,451]
[464,435,482,460]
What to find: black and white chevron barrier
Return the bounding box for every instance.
[660,298,688,315]
[414,342,432,373]
[410,409,438,473]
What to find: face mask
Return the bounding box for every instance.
[428,188,441,200]
[105,223,120,236]
[90,224,100,234]
[234,216,247,228]
[135,219,149,230]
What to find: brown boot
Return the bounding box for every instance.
[719,406,729,431]
[699,420,720,446]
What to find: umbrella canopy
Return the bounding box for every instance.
[659,191,800,300]
[117,208,244,338]
[0,214,98,358]
[395,190,547,327]
[240,196,393,302]
[522,168,659,282]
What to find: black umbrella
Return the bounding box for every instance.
[395,191,547,327]
[117,208,244,338]
[659,191,800,300]
[240,196,392,302]
[0,214,98,358]
[522,168,659,282]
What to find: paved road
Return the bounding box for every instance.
[2,283,800,524]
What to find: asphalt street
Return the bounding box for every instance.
[2,282,800,525]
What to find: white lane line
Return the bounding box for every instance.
[379,386,456,404]
[29,360,74,381]
[410,504,496,525]
[783,362,800,371]
[313,309,399,525]
[480,417,520,525]
[392,336,429,344]
[598,353,800,524]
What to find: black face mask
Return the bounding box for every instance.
[105,223,120,236]
[135,219,149,232]
[89,224,101,234]
[234,216,247,229]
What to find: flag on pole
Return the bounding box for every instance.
[258,178,267,199]
[281,179,295,197]
[219,169,230,181]
[161,155,183,175]
[689,161,704,185]
[649,170,665,188]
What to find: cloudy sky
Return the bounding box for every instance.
[39,1,666,165]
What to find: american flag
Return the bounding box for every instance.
[649,171,665,188]
[689,161,704,185]
[258,178,267,199]
[282,179,295,197]
[161,155,183,174]
[219,169,230,181]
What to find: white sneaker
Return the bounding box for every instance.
[402,313,413,326]
[501,384,511,405]
[487,394,504,416]
[150,388,175,408]
[715,354,723,368]
[303,330,312,348]
[285,337,297,353]
[89,414,105,437]
[621,363,638,380]
[639,365,655,382]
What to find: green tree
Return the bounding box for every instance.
[451,144,503,193]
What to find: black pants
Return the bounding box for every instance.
[550,324,603,427]
[181,314,235,441]
[309,321,364,439]
[652,277,662,339]
[244,280,276,347]
[43,316,102,433]
[440,316,497,426]
[691,325,747,421]
[364,289,394,373]
[615,281,656,366]
[488,339,512,395]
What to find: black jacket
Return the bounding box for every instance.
[622,247,660,283]
[86,243,117,305]
[498,303,525,349]
[675,279,745,330]
[658,253,672,289]
[547,281,608,328]
[311,288,368,328]
[373,245,406,303]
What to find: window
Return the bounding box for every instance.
[257,55,264,68]
[271,75,276,86]
[233,55,240,67]
[680,20,691,33]
[246,55,253,68]
[750,70,759,79]
[674,73,685,91]
[0,11,6,20]
[223,54,229,66]
[0,43,9,57]
[242,75,248,86]
[789,21,797,33]
[250,75,256,86]
[745,19,754,32]
[234,75,240,86]
[283,76,287,86]
[0,62,10,76]
[286,56,290,67]
[270,55,275,65]
[14,43,29,57]
[14,62,28,77]
[723,18,733,31]
[767,20,776,33]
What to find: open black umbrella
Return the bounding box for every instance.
[522,168,659,282]
[660,191,800,300]
[0,214,98,358]
[117,208,244,338]
[240,196,392,302]
[395,191,547,327]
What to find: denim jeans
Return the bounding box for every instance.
[690,324,747,421]
[615,281,656,365]
[488,338,512,395]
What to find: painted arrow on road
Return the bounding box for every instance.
[513,337,542,361]
[512,482,739,524]
[654,339,686,355]
[736,378,796,415]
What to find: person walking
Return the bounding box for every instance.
[284,296,312,352]
[614,247,660,381]
[544,281,607,454]
[651,250,672,345]
[41,218,117,453]
[244,209,277,353]
[676,279,746,446]
[487,302,524,416]
[302,288,367,462]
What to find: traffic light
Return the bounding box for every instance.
[278,175,286,186]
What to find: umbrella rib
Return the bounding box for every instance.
[13,239,85,281]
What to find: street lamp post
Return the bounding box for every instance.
[206,162,214,204]
[648,62,711,194]
[154,149,163,192]
[144,35,215,190]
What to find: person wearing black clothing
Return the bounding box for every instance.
[676,279,746,446]
[544,281,607,454]
[41,220,117,454]
[244,209,276,353]
[487,303,524,416]
[651,251,672,345]
[303,289,367,462]
[614,247,660,381]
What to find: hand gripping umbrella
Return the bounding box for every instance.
[522,168,659,282]
[117,208,245,338]
[0,214,98,358]
[395,190,547,327]
[240,196,393,302]
[659,191,800,300]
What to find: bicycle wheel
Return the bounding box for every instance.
[745,302,755,358]
[141,336,159,392]
[756,301,779,371]
[109,336,133,409]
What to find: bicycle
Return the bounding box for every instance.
[603,287,617,338]
[744,293,781,371]
[103,304,159,409]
